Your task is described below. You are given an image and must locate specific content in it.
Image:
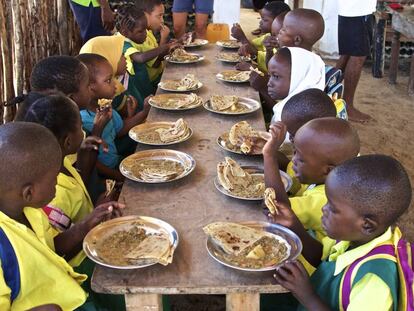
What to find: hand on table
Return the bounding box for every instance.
[238,43,257,58]
[83,201,125,231]
[236,61,251,71]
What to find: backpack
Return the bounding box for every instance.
[340,228,414,311]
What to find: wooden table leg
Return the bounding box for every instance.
[226,293,260,311]
[388,31,401,84]
[125,293,163,311]
[408,53,414,96]
[372,15,386,78]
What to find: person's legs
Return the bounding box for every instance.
[336,55,349,72]
[173,12,189,38]
[193,0,213,38]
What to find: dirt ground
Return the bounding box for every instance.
[170,9,414,311]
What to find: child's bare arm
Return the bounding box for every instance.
[274,261,330,311]
[117,96,151,137]
[159,24,170,45]
[263,123,290,206]
[231,23,249,44]
[129,45,170,65]
[29,305,62,311]
[76,136,107,185]
[96,161,125,182]
[54,202,125,260]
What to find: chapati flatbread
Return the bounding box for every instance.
[155,118,189,143]
[210,95,238,111]
[229,121,255,145]
[264,188,278,215]
[124,234,172,266]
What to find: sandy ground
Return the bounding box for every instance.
[170,8,414,310]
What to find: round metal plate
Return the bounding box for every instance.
[83,215,179,269]
[217,131,271,155]
[183,39,209,48]
[216,70,250,83]
[203,97,261,115]
[215,53,251,63]
[158,81,203,92]
[206,221,302,272]
[129,121,193,146]
[120,149,196,183]
[165,54,205,64]
[216,40,241,49]
[149,93,203,111]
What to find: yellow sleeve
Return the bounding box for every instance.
[289,190,327,235]
[251,34,269,52]
[348,273,393,311]
[257,51,268,73]
[0,263,11,311]
[49,182,82,223]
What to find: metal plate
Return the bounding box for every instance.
[203,97,261,115]
[216,70,250,83]
[217,131,271,155]
[129,121,193,146]
[216,40,241,49]
[183,39,209,48]
[164,54,205,64]
[214,166,292,200]
[149,93,203,111]
[206,221,302,272]
[83,215,179,269]
[120,149,196,183]
[158,81,203,92]
[215,52,251,63]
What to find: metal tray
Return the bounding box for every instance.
[83,215,179,269]
[216,70,250,83]
[158,80,203,92]
[183,39,209,48]
[214,165,292,200]
[129,121,193,146]
[216,40,241,49]
[149,93,203,111]
[215,53,251,63]
[217,131,271,155]
[203,96,261,115]
[120,149,196,183]
[165,54,205,64]
[206,221,302,272]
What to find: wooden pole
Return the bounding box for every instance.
[57,0,69,54]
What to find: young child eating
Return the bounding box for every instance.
[77,53,151,181]
[263,117,360,242]
[272,155,412,311]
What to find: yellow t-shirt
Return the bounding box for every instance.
[257,51,268,73]
[286,161,309,196]
[124,30,164,82]
[0,209,87,310]
[251,33,270,52]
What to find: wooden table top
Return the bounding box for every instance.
[390,6,414,38]
[92,44,287,295]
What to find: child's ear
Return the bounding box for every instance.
[62,135,71,153]
[361,216,378,236]
[293,35,303,46]
[323,164,335,177]
[22,184,34,204]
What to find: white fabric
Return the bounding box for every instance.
[337,0,377,17]
[271,47,325,123]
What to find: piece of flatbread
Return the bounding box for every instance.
[124,234,172,265]
[228,121,255,146]
[217,157,252,191]
[203,222,267,256]
[155,118,189,143]
[264,188,278,215]
[210,95,238,111]
[140,167,178,182]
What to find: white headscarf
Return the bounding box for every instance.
[271,47,325,123]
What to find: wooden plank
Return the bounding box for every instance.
[226,293,260,311]
[409,53,414,96]
[125,294,162,311]
[91,44,287,296]
[388,31,400,84]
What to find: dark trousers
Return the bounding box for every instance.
[69,1,110,43]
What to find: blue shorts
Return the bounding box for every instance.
[172,0,214,14]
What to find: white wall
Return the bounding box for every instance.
[213,0,241,28]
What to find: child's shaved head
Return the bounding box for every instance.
[0,122,61,192]
[277,8,325,50]
[328,155,412,227]
[282,89,337,136]
[77,53,108,82]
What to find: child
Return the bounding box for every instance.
[263,117,360,242]
[232,1,290,73]
[79,34,146,116]
[272,155,412,311]
[14,55,91,120]
[0,122,102,310]
[268,47,325,122]
[277,8,325,51]
[119,1,178,96]
[263,11,288,68]
[77,53,151,181]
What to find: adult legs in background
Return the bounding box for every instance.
[172,12,189,39]
[194,13,209,38]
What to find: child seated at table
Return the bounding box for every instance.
[268,47,325,122]
[262,117,360,242]
[272,155,412,311]
[118,1,179,97]
[0,122,88,310]
[80,34,146,117]
[14,55,91,120]
[263,11,289,68]
[77,53,151,181]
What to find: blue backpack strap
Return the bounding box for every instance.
[0,228,21,302]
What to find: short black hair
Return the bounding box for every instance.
[329,155,412,226]
[115,4,147,31]
[30,56,87,94]
[0,122,61,192]
[76,53,108,82]
[263,1,291,18]
[23,93,80,141]
[134,0,163,13]
[14,92,47,121]
[282,89,337,135]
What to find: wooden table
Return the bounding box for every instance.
[388,6,414,96]
[91,44,287,310]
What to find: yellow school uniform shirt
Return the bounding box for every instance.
[252,34,270,73]
[286,161,309,196]
[320,227,396,310]
[252,33,270,52]
[0,209,87,310]
[124,30,164,82]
